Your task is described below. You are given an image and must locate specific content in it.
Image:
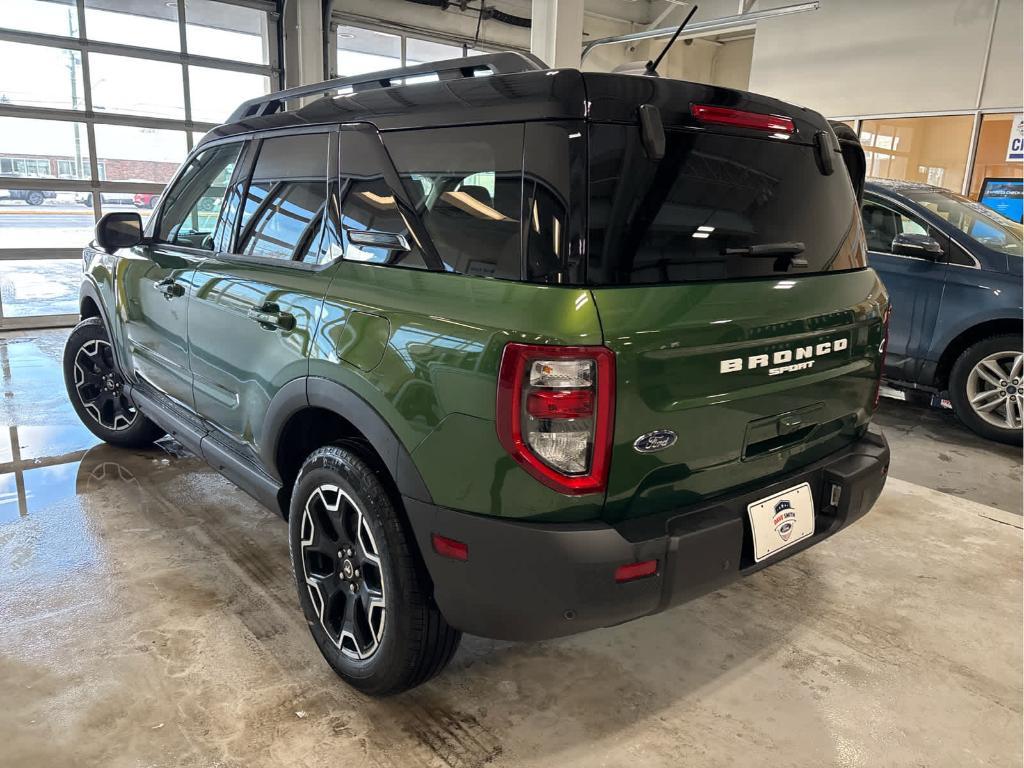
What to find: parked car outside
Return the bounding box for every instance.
[133,192,161,209]
[0,187,56,206]
[63,53,891,695]
[863,179,1023,443]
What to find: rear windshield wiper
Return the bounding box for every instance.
[723,241,808,270]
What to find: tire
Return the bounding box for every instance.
[288,445,460,695]
[148,195,160,209]
[948,334,1023,445]
[62,318,165,448]
[26,191,44,206]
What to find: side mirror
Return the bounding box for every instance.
[95,211,143,253]
[891,232,943,259]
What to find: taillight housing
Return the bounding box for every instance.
[691,104,795,135]
[873,305,892,410]
[496,343,615,495]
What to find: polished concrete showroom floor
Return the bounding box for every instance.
[1,329,1020,768]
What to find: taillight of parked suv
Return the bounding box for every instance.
[496,344,615,494]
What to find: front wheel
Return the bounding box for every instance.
[948,334,1023,444]
[288,445,461,695]
[62,318,165,448]
[26,191,45,206]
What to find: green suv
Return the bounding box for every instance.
[64,53,891,695]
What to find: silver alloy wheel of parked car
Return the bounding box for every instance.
[73,339,138,431]
[300,483,387,660]
[966,351,1024,430]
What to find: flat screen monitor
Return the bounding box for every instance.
[979,177,1023,224]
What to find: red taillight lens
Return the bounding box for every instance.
[526,389,594,419]
[691,104,795,135]
[873,305,892,411]
[496,343,615,495]
[432,533,469,561]
[614,560,658,583]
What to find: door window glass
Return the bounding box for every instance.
[157,143,240,249]
[240,181,327,261]
[236,132,330,262]
[861,201,944,256]
[383,125,524,279]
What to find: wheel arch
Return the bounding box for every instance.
[933,317,1024,391]
[263,377,432,518]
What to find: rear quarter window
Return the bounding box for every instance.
[383,125,525,279]
[588,124,864,285]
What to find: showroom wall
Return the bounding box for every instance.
[749,0,1021,117]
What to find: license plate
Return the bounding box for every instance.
[747,482,815,563]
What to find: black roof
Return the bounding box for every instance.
[200,53,832,146]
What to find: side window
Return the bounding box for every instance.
[236,132,330,263]
[157,143,241,249]
[384,124,524,279]
[861,201,942,256]
[334,177,428,269]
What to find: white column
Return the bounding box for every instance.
[530,0,585,69]
[283,0,325,88]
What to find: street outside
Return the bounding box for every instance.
[0,196,154,318]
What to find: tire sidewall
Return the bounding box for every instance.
[949,334,1023,444]
[288,446,419,692]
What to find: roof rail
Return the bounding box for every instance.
[226,51,548,124]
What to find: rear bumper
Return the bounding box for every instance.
[406,428,889,641]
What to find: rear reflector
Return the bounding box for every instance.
[691,104,795,135]
[614,559,658,583]
[432,533,469,561]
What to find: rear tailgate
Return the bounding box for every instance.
[587,118,888,523]
[593,271,887,522]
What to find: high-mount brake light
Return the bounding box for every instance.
[496,343,615,495]
[874,306,892,411]
[691,104,795,135]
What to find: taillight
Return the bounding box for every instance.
[496,343,615,495]
[691,104,795,135]
[873,305,892,410]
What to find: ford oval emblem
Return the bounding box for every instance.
[633,429,678,453]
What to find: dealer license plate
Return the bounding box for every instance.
[747,482,815,563]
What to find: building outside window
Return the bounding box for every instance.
[0,0,279,327]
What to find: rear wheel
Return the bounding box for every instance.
[288,445,460,695]
[949,335,1023,444]
[26,191,44,206]
[62,318,165,448]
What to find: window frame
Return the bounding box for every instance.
[0,0,281,328]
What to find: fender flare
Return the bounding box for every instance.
[261,376,433,504]
[79,278,131,377]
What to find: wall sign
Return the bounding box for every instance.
[1008,114,1024,162]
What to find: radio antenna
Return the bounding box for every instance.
[645,4,699,76]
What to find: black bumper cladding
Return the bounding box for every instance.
[406,428,889,641]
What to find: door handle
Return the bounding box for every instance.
[247,303,296,331]
[154,279,185,299]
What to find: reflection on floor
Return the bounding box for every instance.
[1,329,1021,768]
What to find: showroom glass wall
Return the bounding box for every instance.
[0,0,279,329]
[849,111,1023,218]
[335,23,486,78]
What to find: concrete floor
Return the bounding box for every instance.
[1,329,1021,768]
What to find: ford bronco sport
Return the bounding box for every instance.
[64,53,891,695]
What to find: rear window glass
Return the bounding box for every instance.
[384,125,524,279]
[588,124,864,285]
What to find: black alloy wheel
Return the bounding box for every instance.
[62,318,165,448]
